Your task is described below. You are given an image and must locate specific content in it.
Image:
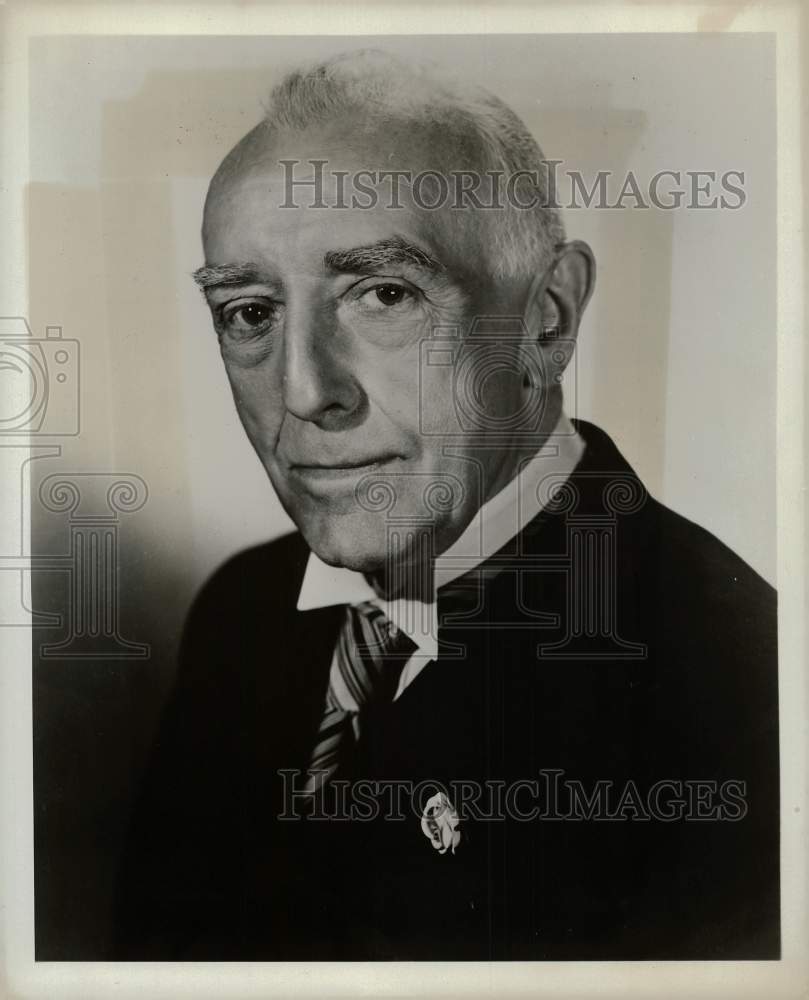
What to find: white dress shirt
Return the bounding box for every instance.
[297,412,585,702]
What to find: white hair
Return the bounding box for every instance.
[260,49,566,283]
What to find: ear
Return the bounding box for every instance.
[521,241,595,393]
[523,240,596,346]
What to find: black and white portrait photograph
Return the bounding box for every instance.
[0,2,806,998]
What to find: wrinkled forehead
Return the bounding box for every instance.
[200,118,490,280]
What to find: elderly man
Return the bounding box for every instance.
[115,51,778,961]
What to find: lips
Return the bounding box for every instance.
[289,454,401,472]
[287,455,403,489]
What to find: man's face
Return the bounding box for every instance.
[200,123,536,579]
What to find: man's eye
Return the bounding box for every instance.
[355,283,416,312]
[373,284,411,306]
[220,301,276,334]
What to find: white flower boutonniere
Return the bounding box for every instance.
[420,791,461,855]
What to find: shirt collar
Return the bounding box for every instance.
[296,411,584,654]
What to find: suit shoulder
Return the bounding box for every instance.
[637,497,777,719]
[648,498,775,619]
[180,532,309,662]
[192,531,308,611]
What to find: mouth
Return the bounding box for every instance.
[289,455,403,486]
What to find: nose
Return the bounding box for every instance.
[282,298,364,429]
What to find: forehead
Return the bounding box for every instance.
[201,121,471,274]
[211,115,450,197]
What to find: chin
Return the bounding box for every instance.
[297,515,390,574]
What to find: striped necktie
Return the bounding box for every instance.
[305,601,417,794]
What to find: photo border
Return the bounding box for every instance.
[0,2,805,997]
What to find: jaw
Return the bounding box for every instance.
[264,444,521,584]
[284,491,485,600]
[295,511,397,578]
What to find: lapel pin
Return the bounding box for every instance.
[421,791,461,855]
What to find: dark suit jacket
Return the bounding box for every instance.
[114,420,779,960]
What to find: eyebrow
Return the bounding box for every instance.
[323,237,445,276]
[192,237,445,293]
[192,262,264,291]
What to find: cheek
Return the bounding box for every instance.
[353,340,442,443]
[416,360,524,441]
[449,342,532,435]
[411,356,463,438]
[476,367,525,416]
